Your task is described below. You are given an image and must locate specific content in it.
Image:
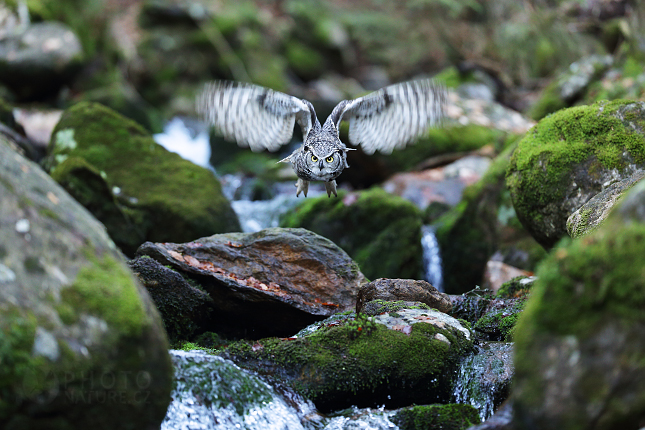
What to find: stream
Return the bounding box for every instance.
[154,118,505,429]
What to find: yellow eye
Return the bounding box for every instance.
[311,155,318,162]
[326,156,334,162]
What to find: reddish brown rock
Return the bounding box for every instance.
[136,227,367,338]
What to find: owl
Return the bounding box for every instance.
[197,79,446,197]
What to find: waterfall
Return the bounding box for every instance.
[421,225,443,292]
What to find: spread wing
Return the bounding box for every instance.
[328,79,447,155]
[197,81,316,152]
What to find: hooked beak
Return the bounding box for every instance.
[318,160,324,170]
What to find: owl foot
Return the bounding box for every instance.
[325,180,337,197]
[296,178,309,197]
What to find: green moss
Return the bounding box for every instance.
[507,100,645,246]
[46,102,240,255]
[433,66,476,89]
[280,187,423,280]
[60,251,146,337]
[391,403,481,430]
[378,125,505,173]
[223,315,472,410]
[474,300,525,341]
[496,276,533,299]
[361,299,432,316]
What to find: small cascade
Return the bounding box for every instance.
[421,225,443,292]
[451,342,514,421]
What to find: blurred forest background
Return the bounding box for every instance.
[1,0,643,132]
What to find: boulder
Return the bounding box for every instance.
[135,227,366,338]
[45,102,240,256]
[482,260,532,294]
[513,179,645,429]
[355,278,452,314]
[0,21,84,100]
[222,306,473,412]
[281,187,424,280]
[0,136,172,429]
[567,171,645,238]
[507,100,645,249]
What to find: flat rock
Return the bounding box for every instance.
[136,227,366,338]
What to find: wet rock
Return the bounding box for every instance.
[482,260,531,294]
[222,307,474,412]
[567,171,645,238]
[507,100,645,249]
[356,278,452,314]
[0,21,84,100]
[136,227,366,338]
[128,257,216,343]
[0,136,172,428]
[360,300,434,316]
[468,401,515,430]
[513,179,645,429]
[382,155,492,211]
[281,187,424,280]
[45,102,240,256]
[452,342,514,422]
[392,403,481,430]
[528,55,614,120]
[162,350,317,430]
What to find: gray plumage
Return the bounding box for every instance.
[197,79,446,197]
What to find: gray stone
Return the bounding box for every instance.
[356,278,452,314]
[0,136,172,429]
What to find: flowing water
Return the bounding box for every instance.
[421,225,443,292]
[451,342,514,421]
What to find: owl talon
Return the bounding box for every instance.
[325,180,337,197]
[296,179,309,197]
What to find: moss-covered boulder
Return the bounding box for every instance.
[391,403,481,430]
[281,187,423,280]
[496,275,536,299]
[0,136,172,429]
[513,179,645,429]
[45,102,240,256]
[222,309,473,412]
[356,278,452,314]
[507,100,645,249]
[436,143,545,294]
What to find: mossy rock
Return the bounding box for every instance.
[0,136,172,429]
[496,275,535,299]
[361,299,432,316]
[507,99,645,250]
[280,187,423,280]
[45,102,240,256]
[221,312,473,412]
[513,179,645,429]
[473,299,525,341]
[391,403,481,430]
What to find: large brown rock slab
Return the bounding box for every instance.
[136,227,367,338]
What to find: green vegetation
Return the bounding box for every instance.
[391,403,481,430]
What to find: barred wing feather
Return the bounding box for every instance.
[197,81,314,152]
[339,80,446,155]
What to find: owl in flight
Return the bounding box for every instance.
[197,79,446,197]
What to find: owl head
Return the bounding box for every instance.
[301,135,349,181]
